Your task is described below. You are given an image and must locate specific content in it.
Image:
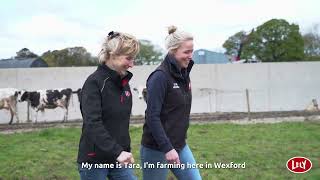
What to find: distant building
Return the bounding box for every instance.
[0,57,48,69]
[193,49,229,64]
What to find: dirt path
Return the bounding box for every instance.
[1,110,320,134]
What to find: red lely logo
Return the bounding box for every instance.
[125,91,131,97]
[286,157,312,173]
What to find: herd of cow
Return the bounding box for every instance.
[0,86,147,125]
[0,88,81,124]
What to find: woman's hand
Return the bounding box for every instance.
[165,149,180,164]
[116,151,134,164]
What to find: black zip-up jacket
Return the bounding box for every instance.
[141,54,193,153]
[77,64,133,164]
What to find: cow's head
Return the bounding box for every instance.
[18,90,29,102]
[133,86,147,102]
[13,90,23,98]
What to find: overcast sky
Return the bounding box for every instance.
[1,0,319,59]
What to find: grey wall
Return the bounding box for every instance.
[0,62,319,124]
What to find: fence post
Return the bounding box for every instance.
[246,89,251,121]
[27,100,30,122]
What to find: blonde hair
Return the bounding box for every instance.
[165,26,193,52]
[99,32,140,64]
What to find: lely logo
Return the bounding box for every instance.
[286,157,312,173]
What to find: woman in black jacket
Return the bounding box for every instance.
[77,31,139,180]
[140,26,201,180]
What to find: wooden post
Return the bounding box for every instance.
[27,100,30,122]
[208,91,212,112]
[246,89,251,121]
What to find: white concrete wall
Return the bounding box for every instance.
[0,62,319,124]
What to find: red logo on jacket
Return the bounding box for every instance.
[125,91,131,97]
[286,157,312,173]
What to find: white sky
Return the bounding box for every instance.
[0,0,319,58]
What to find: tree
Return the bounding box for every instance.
[303,24,320,61]
[41,47,98,67]
[246,19,304,62]
[136,40,163,65]
[223,31,247,59]
[223,19,305,62]
[15,48,38,58]
[223,30,255,60]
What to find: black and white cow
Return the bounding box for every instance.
[133,85,147,103]
[74,88,82,103]
[19,88,73,123]
[0,88,20,124]
[305,99,319,111]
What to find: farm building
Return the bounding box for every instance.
[0,57,48,69]
[192,49,230,64]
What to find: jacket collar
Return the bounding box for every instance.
[97,64,133,88]
[164,53,194,80]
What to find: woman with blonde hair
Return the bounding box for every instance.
[140,26,202,180]
[77,31,139,180]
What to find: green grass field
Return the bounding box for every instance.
[0,122,319,180]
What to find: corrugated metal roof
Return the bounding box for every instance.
[193,49,229,64]
[0,57,48,68]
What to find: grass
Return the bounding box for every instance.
[0,122,319,179]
